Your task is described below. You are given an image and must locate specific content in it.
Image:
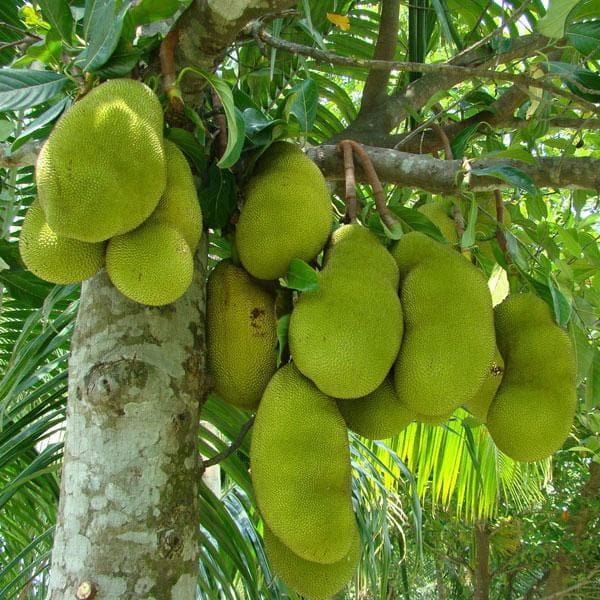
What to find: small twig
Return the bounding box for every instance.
[200,415,255,473]
[0,22,42,38]
[337,140,358,223]
[430,123,454,161]
[159,28,183,112]
[251,25,599,113]
[338,139,400,232]
[0,36,39,51]
[211,89,228,161]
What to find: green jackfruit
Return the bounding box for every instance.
[206,261,277,411]
[289,224,403,398]
[37,79,165,242]
[106,221,192,306]
[414,412,454,425]
[147,139,202,253]
[391,231,495,416]
[417,202,458,245]
[264,524,360,600]
[337,377,415,439]
[464,347,504,422]
[236,142,332,280]
[19,200,105,284]
[251,364,355,564]
[486,293,576,462]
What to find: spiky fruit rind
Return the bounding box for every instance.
[37,79,165,242]
[337,377,415,439]
[147,139,202,253]
[206,261,277,411]
[264,523,360,600]
[391,231,495,416]
[290,224,403,399]
[486,293,576,462]
[464,347,505,422]
[236,142,332,280]
[106,222,192,306]
[251,364,355,564]
[417,202,458,244]
[325,224,399,288]
[19,200,105,284]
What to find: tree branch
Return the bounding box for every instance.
[173,0,296,102]
[200,415,255,472]
[307,144,600,192]
[359,0,401,114]
[0,140,41,169]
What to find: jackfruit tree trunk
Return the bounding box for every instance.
[473,521,491,600]
[46,244,208,600]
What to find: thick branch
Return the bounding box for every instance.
[0,140,41,169]
[359,0,401,114]
[307,144,600,192]
[173,0,296,102]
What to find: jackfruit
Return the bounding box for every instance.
[337,377,415,439]
[264,523,360,600]
[464,347,504,422]
[37,79,165,242]
[236,142,332,280]
[289,224,403,398]
[417,202,458,245]
[414,411,453,426]
[146,139,202,253]
[251,364,355,564]
[486,293,576,462]
[391,231,495,416]
[19,200,105,284]
[206,261,277,411]
[106,221,192,306]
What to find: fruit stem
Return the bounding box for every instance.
[337,140,358,223]
[338,139,400,232]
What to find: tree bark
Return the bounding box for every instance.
[473,521,491,600]
[46,244,208,599]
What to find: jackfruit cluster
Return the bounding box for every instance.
[205,145,577,597]
[20,79,203,306]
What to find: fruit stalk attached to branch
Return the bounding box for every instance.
[337,140,358,223]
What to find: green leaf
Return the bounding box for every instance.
[180,68,241,169]
[566,20,600,59]
[0,119,13,141]
[198,163,237,230]
[0,269,56,308]
[390,206,446,242]
[286,259,320,292]
[548,275,572,326]
[585,348,600,410]
[129,0,180,25]
[471,165,538,197]
[461,198,478,249]
[285,79,318,133]
[0,69,68,112]
[37,0,73,43]
[537,0,580,38]
[12,98,68,150]
[76,0,133,72]
[94,49,143,78]
[450,122,480,159]
[276,314,290,367]
[504,232,528,270]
